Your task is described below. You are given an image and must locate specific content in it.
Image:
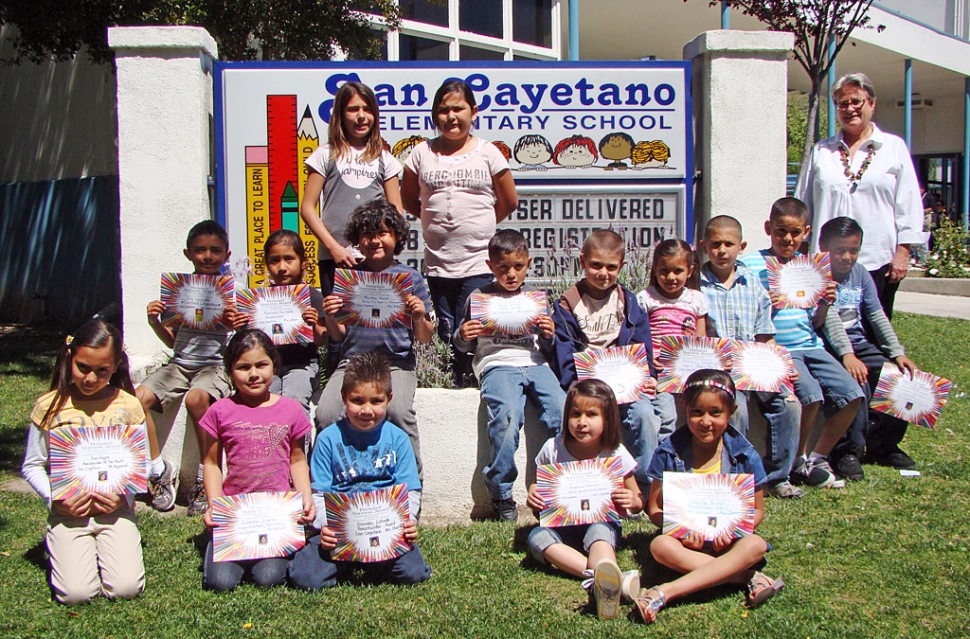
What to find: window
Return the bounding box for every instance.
[399,34,451,60]
[400,0,449,27]
[459,0,504,38]
[459,45,506,60]
[513,0,551,47]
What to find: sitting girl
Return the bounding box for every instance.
[637,369,783,623]
[526,379,642,620]
[199,329,314,591]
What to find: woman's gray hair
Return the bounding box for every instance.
[831,73,876,101]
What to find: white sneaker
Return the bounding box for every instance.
[593,559,622,620]
[620,570,640,603]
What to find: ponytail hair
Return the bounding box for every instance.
[40,319,132,430]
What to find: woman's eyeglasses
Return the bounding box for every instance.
[836,98,868,111]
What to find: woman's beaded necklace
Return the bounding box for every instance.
[840,142,876,187]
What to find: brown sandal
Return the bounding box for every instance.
[634,587,666,624]
[747,572,784,608]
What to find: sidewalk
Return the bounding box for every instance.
[895,291,970,320]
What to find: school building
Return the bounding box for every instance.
[1,0,969,326]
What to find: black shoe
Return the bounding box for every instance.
[866,447,917,470]
[833,454,864,481]
[492,498,518,522]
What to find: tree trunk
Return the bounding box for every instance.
[797,75,823,184]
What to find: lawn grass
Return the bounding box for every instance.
[1,315,969,638]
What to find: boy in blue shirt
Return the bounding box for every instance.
[819,216,920,475]
[740,198,864,488]
[552,229,672,494]
[699,215,802,498]
[289,350,431,589]
[454,229,566,522]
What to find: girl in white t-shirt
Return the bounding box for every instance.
[525,379,643,620]
[300,81,403,297]
[401,80,518,386]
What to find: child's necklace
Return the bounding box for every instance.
[839,144,876,188]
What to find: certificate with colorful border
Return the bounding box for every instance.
[870,363,952,429]
[332,269,413,329]
[325,484,411,563]
[236,284,313,345]
[573,344,653,404]
[536,457,625,527]
[662,472,755,541]
[469,290,547,336]
[730,341,795,395]
[766,253,832,309]
[159,272,234,331]
[48,425,148,500]
[656,336,734,394]
[210,491,306,562]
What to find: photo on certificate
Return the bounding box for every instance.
[535,457,625,527]
[332,269,414,329]
[469,290,547,336]
[325,484,411,563]
[656,336,734,394]
[48,425,148,501]
[765,252,832,309]
[210,491,306,562]
[236,284,313,345]
[160,272,235,331]
[573,343,654,404]
[661,472,755,541]
[870,363,952,429]
[730,341,795,395]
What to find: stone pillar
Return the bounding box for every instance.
[684,30,794,244]
[109,26,218,357]
[110,27,218,499]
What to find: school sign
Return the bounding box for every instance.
[215,61,693,287]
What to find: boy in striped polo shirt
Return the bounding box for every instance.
[699,215,802,498]
[740,198,864,488]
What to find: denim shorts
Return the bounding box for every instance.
[527,521,620,564]
[789,348,865,409]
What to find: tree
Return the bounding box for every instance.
[0,0,400,65]
[700,0,881,170]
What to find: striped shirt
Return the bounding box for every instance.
[699,262,774,342]
[740,249,821,351]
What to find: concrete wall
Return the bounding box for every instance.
[684,30,795,242]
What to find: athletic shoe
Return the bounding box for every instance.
[620,570,641,603]
[791,456,845,489]
[866,447,917,470]
[148,459,176,512]
[492,498,518,522]
[764,481,804,499]
[833,454,865,481]
[187,478,208,516]
[592,559,622,620]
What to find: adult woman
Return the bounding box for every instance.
[402,80,518,387]
[796,72,925,318]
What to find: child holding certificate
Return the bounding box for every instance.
[526,380,642,620]
[698,215,802,499]
[637,370,783,624]
[740,198,864,488]
[263,229,326,412]
[137,220,242,515]
[454,230,566,522]
[819,217,920,472]
[198,330,314,591]
[317,200,435,476]
[552,229,670,494]
[289,351,431,589]
[22,319,148,604]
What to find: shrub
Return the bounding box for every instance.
[924,217,970,278]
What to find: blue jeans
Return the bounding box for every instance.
[428,273,493,382]
[288,534,431,589]
[480,365,565,501]
[734,390,801,486]
[528,521,620,564]
[202,540,289,592]
[621,394,675,493]
[789,348,865,409]
[270,361,319,413]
